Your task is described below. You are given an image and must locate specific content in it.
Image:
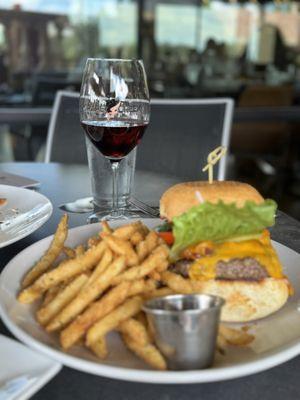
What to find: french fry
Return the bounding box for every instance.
[60,281,131,349]
[219,325,254,346]
[134,310,156,343]
[148,271,161,281]
[156,260,169,273]
[112,222,142,240]
[157,237,166,245]
[144,287,174,300]
[121,333,167,371]
[18,241,106,304]
[217,331,227,354]
[161,271,194,294]
[136,280,158,298]
[139,224,150,236]
[112,245,168,286]
[103,235,138,267]
[84,248,113,287]
[134,311,156,343]
[126,278,157,296]
[62,246,76,259]
[145,319,156,344]
[130,231,144,246]
[145,231,159,251]
[37,273,89,326]
[87,235,101,248]
[75,245,85,256]
[101,220,113,234]
[21,215,68,288]
[60,279,156,350]
[42,286,62,307]
[136,241,148,262]
[118,318,150,346]
[136,231,159,262]
[90,337,108,359]
[135,311,148,327]
[86,296,143,346]
[46,256,126,332]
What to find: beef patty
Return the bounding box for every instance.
[170,257,269,281]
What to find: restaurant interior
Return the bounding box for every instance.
[0,0,300,219]
[2,1,300,398]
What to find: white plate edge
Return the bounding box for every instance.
[0,185,53,248]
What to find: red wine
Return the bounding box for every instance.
[81,120,147,160]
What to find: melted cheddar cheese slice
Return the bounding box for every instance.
[189,230,284,280]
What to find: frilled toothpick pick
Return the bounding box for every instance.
[202,146,227,184]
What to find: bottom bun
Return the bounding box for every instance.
[193,278,289,322]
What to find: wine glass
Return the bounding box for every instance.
[80,58,150,220]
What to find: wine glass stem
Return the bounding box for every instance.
[111,161,120,217]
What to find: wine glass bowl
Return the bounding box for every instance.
[81,120,148,160]
[80,58,150,219]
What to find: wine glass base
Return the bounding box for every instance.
[87,208,149,223]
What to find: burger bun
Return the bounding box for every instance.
[191,278,289,322]
[160,181,264,221]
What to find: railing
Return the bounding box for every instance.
[234,106,300,123]
[0,108,52,124]
[0,106,300,125]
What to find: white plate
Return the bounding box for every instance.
[1,219,300,384]
[0,185,52,248]
[0,334,61,400]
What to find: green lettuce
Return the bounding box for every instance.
[156,221,172,232]
[171,199,277,258]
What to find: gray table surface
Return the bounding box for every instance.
[1,162,300,400]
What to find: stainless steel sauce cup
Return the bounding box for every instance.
[143,294,225,370]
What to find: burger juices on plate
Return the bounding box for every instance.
[158,181,291,323]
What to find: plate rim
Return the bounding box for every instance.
[1,220,300,384]
[0,184,53,248]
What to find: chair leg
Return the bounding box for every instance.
[0,125,14,161]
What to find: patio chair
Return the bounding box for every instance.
[45,91,85,164]
[136,98,233,180]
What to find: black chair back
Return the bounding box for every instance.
[45,92,86,164]
[137,99,233,180]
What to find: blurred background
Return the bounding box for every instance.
[0,0,300,218]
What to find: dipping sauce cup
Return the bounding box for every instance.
[143,294,224,370]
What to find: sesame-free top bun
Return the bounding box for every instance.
[191,278,289,322]
[160,181,264,221]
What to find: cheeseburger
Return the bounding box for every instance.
[158,181,291,323]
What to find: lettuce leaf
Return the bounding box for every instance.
[156,221,172,232]
[171,199,277,258]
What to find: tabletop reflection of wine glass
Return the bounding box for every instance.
[80,58,150,220]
